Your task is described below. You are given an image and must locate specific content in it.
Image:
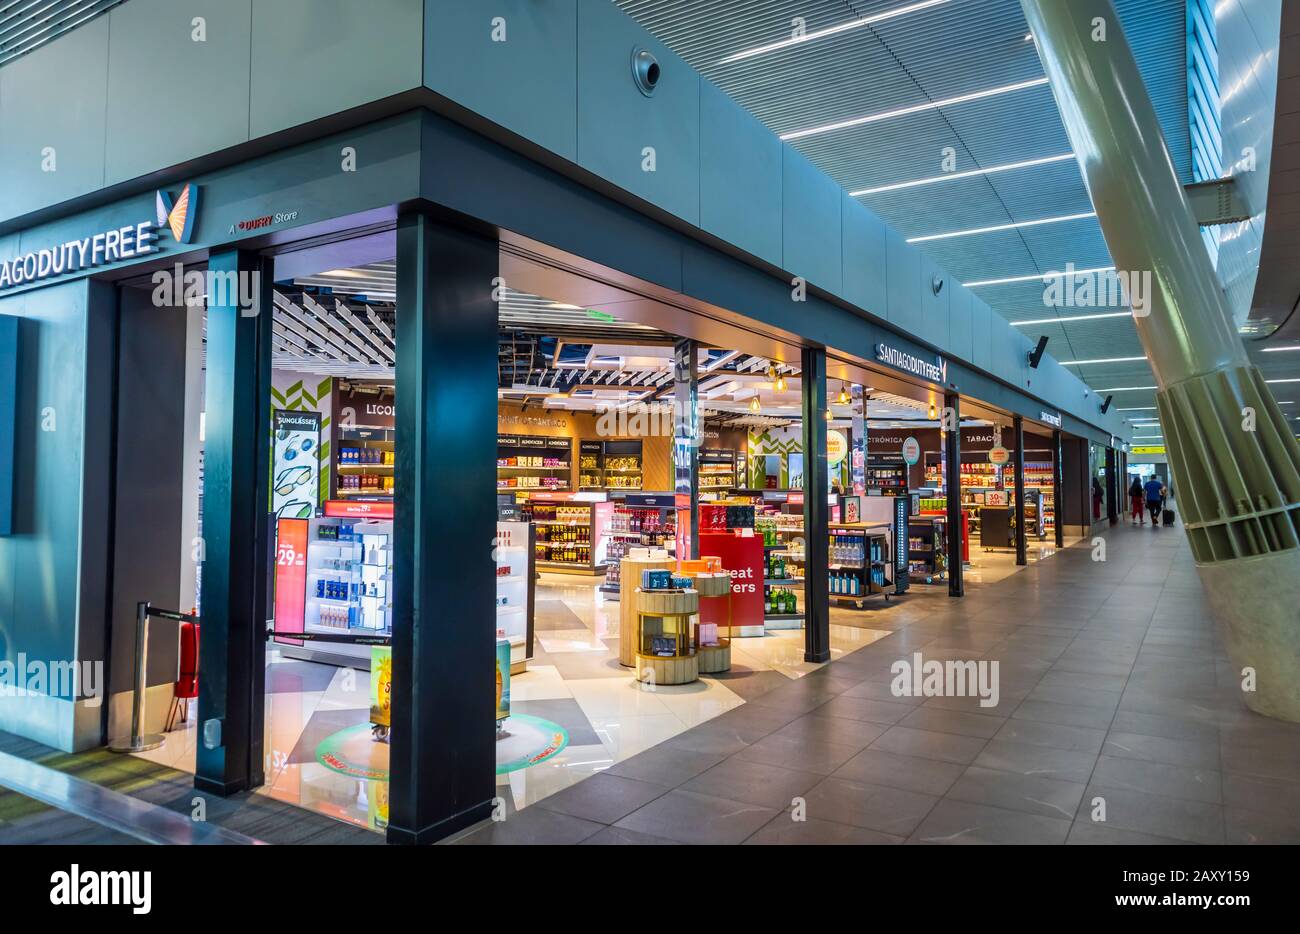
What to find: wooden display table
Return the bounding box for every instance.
[634,587,699,685]
[689,572,732,673]
[618,555,674,667]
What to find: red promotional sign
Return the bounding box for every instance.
[273,518,309,646]
[324,499,395,518]
[698,531,765,633]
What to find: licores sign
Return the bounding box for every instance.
[0,221,158,291]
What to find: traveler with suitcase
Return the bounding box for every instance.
[1143,475,1164,527]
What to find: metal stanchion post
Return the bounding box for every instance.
[108,601,166,753]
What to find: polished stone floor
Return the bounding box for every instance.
[447,520,1300,844]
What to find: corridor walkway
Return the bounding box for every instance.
[449,522,1300,844]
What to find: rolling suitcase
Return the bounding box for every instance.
[1162,507,1176,527]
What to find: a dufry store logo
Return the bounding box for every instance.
[0,183,201,291]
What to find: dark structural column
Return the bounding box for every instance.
[388,211,498,844]
[801,346,830,664]
[672,339,699,559]
[1104,446,1118,526]
[1052,429,1065,547]
[196,250,271,796]
[944,392,964,597]
[1013,415,1027,566]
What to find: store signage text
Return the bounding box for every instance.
[1,184,201,293]
[229,209,299,235]
[1040,410,1063,428]
[0,221,158,291]
[875,342,947,383]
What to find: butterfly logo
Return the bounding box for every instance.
[156,183,200,243]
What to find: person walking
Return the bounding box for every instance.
[1128,476,1145,525]
[1092,476,1104,521]
[1143,474,1164,527]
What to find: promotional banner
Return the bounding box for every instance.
[371,645,393,728]
[273,518,308,646]
[272,410,321,518]
[698,532,764,631]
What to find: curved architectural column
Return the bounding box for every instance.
[1023,0,1300,720]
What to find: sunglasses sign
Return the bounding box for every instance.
[273,410,322,518]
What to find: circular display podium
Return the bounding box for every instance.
[635,587,699,685]
[618,555,674,667]
[690,572,733,673]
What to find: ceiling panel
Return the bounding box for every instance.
[617,0,1201,437]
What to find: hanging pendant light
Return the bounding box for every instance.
[775,373,788,393]
[749,395,762,414]
[928,401,937,420]
[836,382,851,405]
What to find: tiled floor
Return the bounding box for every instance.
[447,517,1300,844]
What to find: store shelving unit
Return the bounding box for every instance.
[827,523,890,608]
[578,440,604,490]
[495,520,536,673]
[496,434,571,492]
[602,439,643,491]
[865,455,908,496]
[907,515,947,583]
[601,493,678,596]
[528,498,612,574]
[699,449,739,492]
[335,427,395,499]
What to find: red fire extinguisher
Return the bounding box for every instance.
[166,613,200,732]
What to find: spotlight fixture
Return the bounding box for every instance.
[1028,335,1049,369]
[749,396,762,414]
[1100,395,1114,414]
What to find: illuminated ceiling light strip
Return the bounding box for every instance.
[1119,406,1157,410]
[719,0,951,64]
[1011,311,1130,326]
[1096,385,1156,391]
[1261,345,1300,352]
[907,211,1096,244]
[964,265,1115,288]
[780,77,1049,142]
[1058,355,1149,366]
[851,153,1074,197]
[1266,378,1300,384]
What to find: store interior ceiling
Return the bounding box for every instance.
[273,260,995,430]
